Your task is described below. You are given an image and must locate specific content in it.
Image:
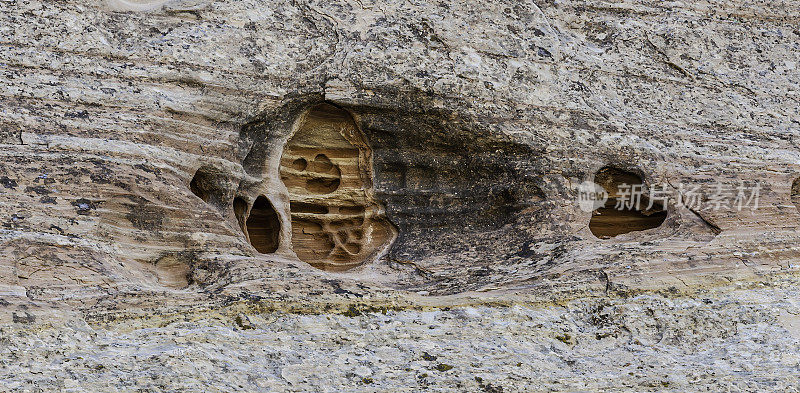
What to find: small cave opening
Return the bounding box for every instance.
[589,167,667,239]
[245,195,280,254]
[190,169,212,203]
[188,166,231,208]
[792,177,800,212]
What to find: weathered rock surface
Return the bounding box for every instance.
[1,0,800,390]
[3,279,800,392]
[3,0,799,302]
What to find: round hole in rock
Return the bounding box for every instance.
[305,154,341,194]
[312,154,334,172]
[292,158,308,171]
[245,196,280,254]
[589,167,667,239]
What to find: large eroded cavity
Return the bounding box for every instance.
[279,104,394,271]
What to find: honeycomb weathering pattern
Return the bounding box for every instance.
[279,104,394,271]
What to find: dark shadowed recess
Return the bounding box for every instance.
[237,97,555,285]
[188,166,234,209]
[245,196,280,254]
[350,104,548,264]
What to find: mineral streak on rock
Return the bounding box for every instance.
[280,104,395,271]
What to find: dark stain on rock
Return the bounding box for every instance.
[25,185,51,195]
[342,305,362,317]
[513,241,539,259]
[134,163,161,175]
[0,176,17,188]
[64,110,89,119]
[435,364,453,372]
[421,352,438,361]
[90,172,114,185]
[126,202,165,231]
[72,198,97,215]
[322,279,364,298]
[536,46,553,59]
[39,196,57,204]
[12,312,35,324]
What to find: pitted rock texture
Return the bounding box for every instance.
[2,282,800,392]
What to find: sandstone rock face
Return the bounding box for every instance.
[1,0,800,389]
[4,0,796,300]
